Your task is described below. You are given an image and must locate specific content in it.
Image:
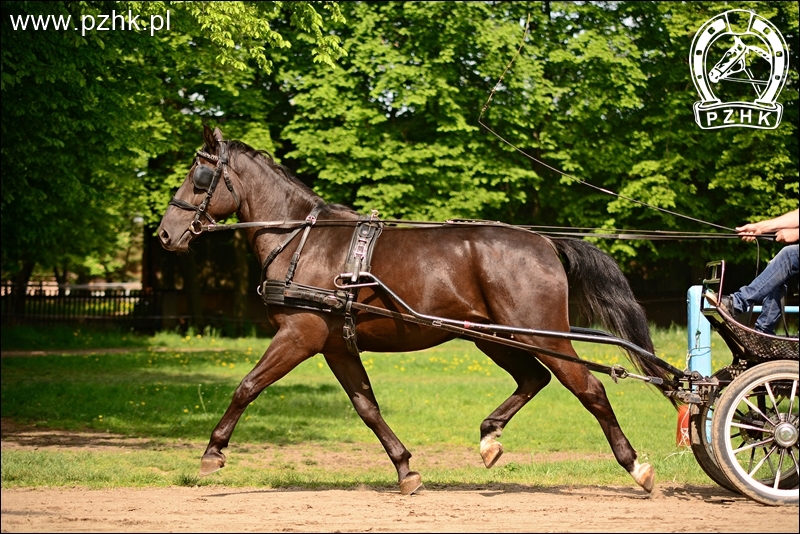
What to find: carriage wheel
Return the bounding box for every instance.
[711,360,799,506]
[689,402,739,494]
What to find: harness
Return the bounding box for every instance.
[259,210,384,356]
[166,161,691,387]
[168,142,388,354]
[168,142,240,235]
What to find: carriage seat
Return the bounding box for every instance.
[702,260,798,362]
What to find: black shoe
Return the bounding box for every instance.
[719,295,746,323]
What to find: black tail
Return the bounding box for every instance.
[552,238,674,397]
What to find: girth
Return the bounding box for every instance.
[259,212,384,355]
[260,280,345,313]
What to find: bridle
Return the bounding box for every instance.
[168,141,241,235]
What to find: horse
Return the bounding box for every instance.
[157,125,674,495]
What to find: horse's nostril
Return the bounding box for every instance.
[159,228,170,243]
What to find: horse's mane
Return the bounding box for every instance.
[221,139,357,217]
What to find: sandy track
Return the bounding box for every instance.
[2,421,798,532]
[3,484,797,533]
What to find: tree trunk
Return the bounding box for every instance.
[54,264,68,297]
[178,253,203,329]
[232,229,250,336]
[12,261,35,321]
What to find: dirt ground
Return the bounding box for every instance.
[1,421,798,533]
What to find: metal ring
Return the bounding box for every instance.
[189,220,205,235]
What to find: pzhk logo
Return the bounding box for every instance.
[690,9,789,130]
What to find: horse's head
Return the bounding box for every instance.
[157,125,241,252]
[709,36,747,83]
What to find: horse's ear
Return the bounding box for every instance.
[202,124,218,153]
[212,127,224,142]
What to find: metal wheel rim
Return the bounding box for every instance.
[718,371,799,499]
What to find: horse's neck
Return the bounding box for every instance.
[237,161,351,268]
[242,186,310,260]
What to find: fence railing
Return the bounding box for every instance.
[0,282,273,335]
[1,282,161,330]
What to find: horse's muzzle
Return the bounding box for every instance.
[157,224,192,251]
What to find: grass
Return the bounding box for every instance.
[0,324,264,352]
[1,324,737,490]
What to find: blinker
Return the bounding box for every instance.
[193,163,215,191]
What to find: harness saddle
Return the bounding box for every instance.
[259,210,384,356]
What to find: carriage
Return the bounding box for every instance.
[686,260,798,506]
[157,126,798,506]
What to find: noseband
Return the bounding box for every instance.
[169,141,241,234]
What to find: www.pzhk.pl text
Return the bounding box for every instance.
[9,10,171,37]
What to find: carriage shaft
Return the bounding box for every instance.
[347,273,686,379]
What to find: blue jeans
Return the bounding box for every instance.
[731,244,799,334]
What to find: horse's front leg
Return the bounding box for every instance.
[200,324,324,476]
[324,351,422,495]
[474,341,552,468]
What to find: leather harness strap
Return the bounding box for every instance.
[259,212,384,356]
[168,143,241,235]
[342,212,383,355]
[257,203,323,294]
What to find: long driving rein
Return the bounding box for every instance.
[168,145,754,242]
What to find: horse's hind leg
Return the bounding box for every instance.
[538,345,655,492]
[324,351,421,495]
[474,341,552,468]
[200,325,323,476]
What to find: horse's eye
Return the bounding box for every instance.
[193,165,214,191]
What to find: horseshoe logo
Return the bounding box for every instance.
[690,9,789,130]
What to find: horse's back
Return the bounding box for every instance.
[366,225,569,326]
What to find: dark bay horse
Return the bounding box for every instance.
[157,126,673,494]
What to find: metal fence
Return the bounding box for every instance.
[0,282,162,330]
[0,282,273,335]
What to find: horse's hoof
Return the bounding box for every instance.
[199,453,226,477]
[399,472,423,495]
[481,442,504,469]
[631,461,655,493]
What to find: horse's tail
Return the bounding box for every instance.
[552,237,674,400]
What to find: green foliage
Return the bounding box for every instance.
[2,1,797,285]
[281,1,544,220]
[1,0,345,281]
[279,1,798,274]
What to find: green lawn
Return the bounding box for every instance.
[1,325,736,489]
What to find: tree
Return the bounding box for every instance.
[1,1,345,295]
[3,1,796,314]
[276,1,797,285]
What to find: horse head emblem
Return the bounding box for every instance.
[690,9,789,130]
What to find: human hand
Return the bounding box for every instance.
[736,222,763,242]
[776,228,799,243]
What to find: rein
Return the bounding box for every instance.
[167,141,773,243]
[477,15,737,234]
[195,217,771,242]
